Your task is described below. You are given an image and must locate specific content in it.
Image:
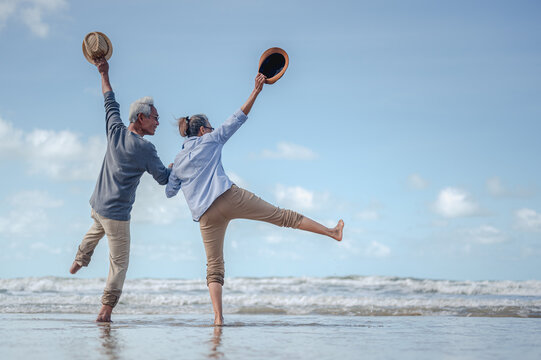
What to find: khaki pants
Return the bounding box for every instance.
[199,185,304,286]
[74,208,130,307]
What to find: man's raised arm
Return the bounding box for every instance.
[93,57,124,136]
[95,57,113,94]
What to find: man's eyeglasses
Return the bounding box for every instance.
[204,126,214,131]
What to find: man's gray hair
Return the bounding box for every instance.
[129,96,154,123]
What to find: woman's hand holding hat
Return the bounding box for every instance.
[254,73,266,94]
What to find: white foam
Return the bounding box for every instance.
[1,276,541,317]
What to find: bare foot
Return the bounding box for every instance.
[214,316,224,326]
[331,220,344,241]
[96,305,113,322]
[69,261,82,274]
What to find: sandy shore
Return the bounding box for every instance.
[1,314,541,360]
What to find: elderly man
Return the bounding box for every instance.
[69,57,171,322]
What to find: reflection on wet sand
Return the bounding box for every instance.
[208,326,224,359]
[99,323,121,360]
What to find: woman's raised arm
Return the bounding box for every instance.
[240,73,266,115]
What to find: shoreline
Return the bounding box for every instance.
[2,314,541,360]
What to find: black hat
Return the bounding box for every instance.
[258,47,289,84]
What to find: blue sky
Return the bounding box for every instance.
[0,0,540,281]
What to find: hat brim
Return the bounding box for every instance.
[82,31,113,64]
[258,47,289,84]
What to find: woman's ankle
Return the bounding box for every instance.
[214,315,224,326]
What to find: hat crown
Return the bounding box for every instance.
[82,31,113,64]
[84,32,109,58]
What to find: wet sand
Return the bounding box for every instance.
[1,314,541,360]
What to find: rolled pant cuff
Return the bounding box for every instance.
[101,290,122,307]
[206,275,224,287]
[292,214,304,229]
[74,246,93,267]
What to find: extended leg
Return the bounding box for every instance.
[227,185,344,241]
[297,217,344,241]
[71,209,105,274]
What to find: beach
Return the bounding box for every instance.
[1,276,541,359]
[2,314,541,360]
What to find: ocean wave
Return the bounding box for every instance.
[1,276,541,318]
[2,276,541,296]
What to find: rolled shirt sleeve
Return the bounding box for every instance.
[145,143,171,186]
[165,171,182,198]
[209,109,247,144]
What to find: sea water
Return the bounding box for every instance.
[1,276,541,359]
[1,276,540,317]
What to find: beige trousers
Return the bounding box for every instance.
[74,208,130,307]
[199,185,304,286]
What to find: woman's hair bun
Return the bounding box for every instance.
[178,116,190,137]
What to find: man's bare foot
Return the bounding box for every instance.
[69,261,82,274]
[331,220,344,241]
[96,305,113,322]
[214,315,224,326]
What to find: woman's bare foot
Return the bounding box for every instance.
[331,220,344,241]
[69,261,82,274]
[96,305,113,322]
[214,315,224,326]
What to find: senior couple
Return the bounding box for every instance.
[70,58,344,324]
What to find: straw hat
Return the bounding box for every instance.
[258,47,289,84]
[82,31,113,64]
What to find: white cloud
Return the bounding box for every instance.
[363,241,391,258]
[0,208,49,237]
[261,142,317,160]
[0,115,24,155]
[0,0,67,38]
[20,5,48,37]
[0,116,106,181]
[339,235,390,259]
[264,234,288,244]
[228,171,248,189]
[130,243,197,262]
[463,225,507,244]
[8,190,63,208]
[433,187,481,218]
[257,247,302,261]
[486,177,533,198]
[486,177,505,197]
[515,208,541,232]
[0,1,17,31]
[356,210,379,221]
[30,241,62,254]
[131,174,190,225]
[0,190,63,237]
[274,184,315,211]
[521,246,541,258]
[408,173,428,189]
[356,203,382,221]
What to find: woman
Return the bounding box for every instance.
[166,73,344,325]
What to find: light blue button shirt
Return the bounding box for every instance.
[166,109,247,221]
